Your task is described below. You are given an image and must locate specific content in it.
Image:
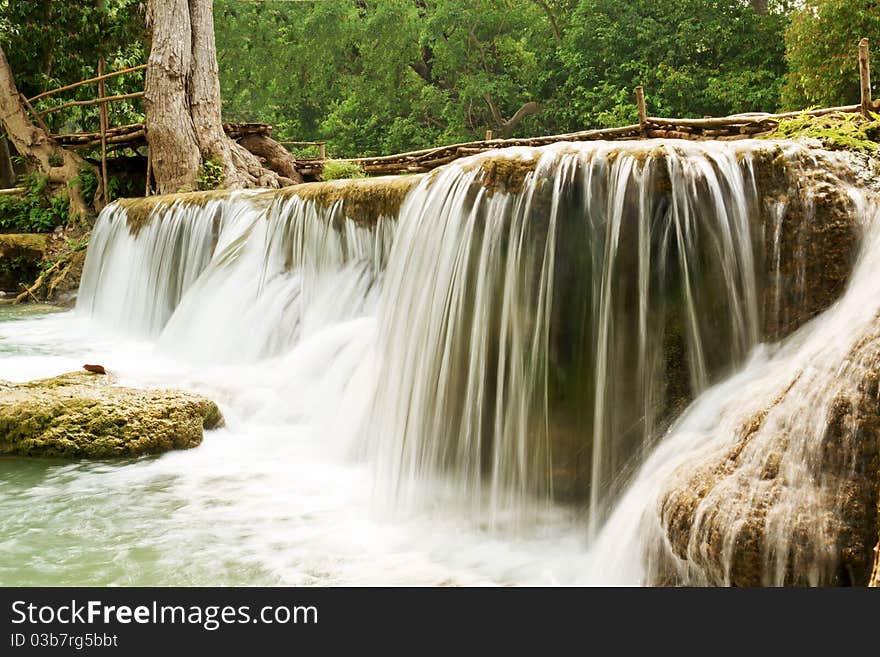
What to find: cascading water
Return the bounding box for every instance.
[588,190,880,586]
[367,142,772,531]
[0,139,874,585]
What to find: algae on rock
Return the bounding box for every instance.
[0,372,224,458]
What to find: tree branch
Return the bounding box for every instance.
[531,0,563,43]
[501,101,542,137]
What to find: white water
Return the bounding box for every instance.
[0,140,872,585]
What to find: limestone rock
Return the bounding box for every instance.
[0,371,224,458]
[653,327,880,586]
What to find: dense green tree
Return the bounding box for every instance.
[216,0,570,156]
[782,0,880,109]
[553,0,788,128]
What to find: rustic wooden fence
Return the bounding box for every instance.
[3,38,876,188]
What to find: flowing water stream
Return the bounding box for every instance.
[0,140,875,585]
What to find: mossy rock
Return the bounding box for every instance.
[0,371,224,458]
[761,111,880,154]
[0,233,47,293]
[281,175,421,224]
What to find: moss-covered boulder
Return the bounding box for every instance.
[0,233,46,294]
[0,371,224,458]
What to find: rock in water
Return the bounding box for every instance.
[83,364,106,374]
[0,372,224,458]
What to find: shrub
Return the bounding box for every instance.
[319,160,366,181]
[0,173,70,233]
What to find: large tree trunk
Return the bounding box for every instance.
[146,0,299,193]
[144,0,201,193]
[0,44,92,216]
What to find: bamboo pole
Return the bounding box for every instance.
[52,123,143,141]
[56,130,146,150]
[860,38,872,118]
[36,92,145,117]
[19,93,50,133]
[98,58,109,206]
[26,64,147,103]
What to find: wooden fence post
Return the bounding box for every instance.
[318,142,326,160]
[485,129,493,140]
[635,86,647,135]
[860,38,872,118]
[97,58,109,205]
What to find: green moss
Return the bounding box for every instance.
[117,190,238,236]
[0,371,224,458]
[762,111,880,154]
[460,154,540,197]
[282,175,420,224]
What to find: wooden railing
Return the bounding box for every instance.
[20,62,147,204]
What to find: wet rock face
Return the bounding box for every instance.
[752,149,862,342]
[0,234,46,294]
[653,325,880,587]
[0,372,224,458]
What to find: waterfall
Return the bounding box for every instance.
[588,190,880,586]
[75,139,872,583]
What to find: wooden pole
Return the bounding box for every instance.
[635,86,647,134]
[318,142,326,160]
[860,38,872,118]
[36,92,144,117]
[26,64,147,104]
[486,129,493,140]
[19,93,50,134]
[98,58,109,206]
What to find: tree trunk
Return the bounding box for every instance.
[238,134,303,184]
[749,0,769,14]
[144,0,201,193]
[0,44,92,217]
[0,130,16,188]
[146,0,297,193]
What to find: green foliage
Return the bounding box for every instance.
[216,0,574,156]
[196,158,225,191]
[554,0,788,128]
[214,1,794,157]
[782,1,880,109]
[319,161,367,181]
[764,111,880,152]
[71,168,98,205]
[0,252,29,279]
[0,1,147,135]
[0,173,68,233]
[65,235,89,252]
